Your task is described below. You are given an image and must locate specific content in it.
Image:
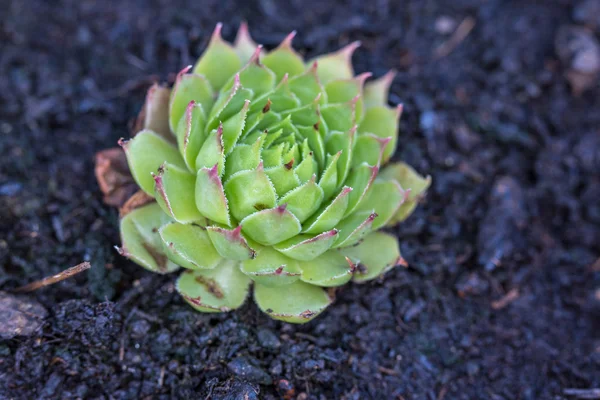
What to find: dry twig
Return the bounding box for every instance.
[13,262,91,293]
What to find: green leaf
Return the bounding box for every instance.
[294,148,319,184]
[241,246,301,286]
[358,105,401,163]
[298,250,354,286]
[325,73,370,121]
[118,203,178,274]
[153,163,204,224]
[176,260,251,312]
[320,99,356,133]
[302,186,352,234]
[319,152,341,200]
[159,222,222,269]
[341,231,401,282]
[206,225,256,260]
[223,133,264,179]
[343,163,378,217]
[195,125,225,173]
[233,22,262,64]
[223,163,277,221]
[231,47,277,96]
[378,162,431,225]
[273,230,338,261]
[325,128,356,187]
[254,280,332,323]
[288,63,326,105]
[207,75,253,131]
[264,164,300,197]
[357,179,406,230]
[363,70,396,109]
[169,67,214,133]
[221,99,250,154]
[277,175,324,223]
[351,133,391,168]
[175,101,206,171]
[262,32,306,81]
[195,164,231,226]
[310,41,360,84]
[240,205,302,246]
[121,130,187,195]
[193,24,242,91]
[333,211,377,248]
[297,125,325,167]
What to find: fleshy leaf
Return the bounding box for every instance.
[139,83,172,139]
[265,164,300,197]
[118,203,178,274]
[177,260,251,312]
[153,163,203,223]
[288,63,326,105]
[343,163,378,217]
[175,101,206,170]
[241,246,301,286]
[277,175,324,223]
[262,32,306,81]
[363,70,396,108]
[222,99,250,154]
[326,127,356,186]
[310,41,360,84]
[206,225,256,260]
[333,211,377,248]
[240,205,302,246]
[358,104,402,162]
[352,134,391,167]
[341,231,402,282]
[319,152,341,200]
[325,73,370,121]
[297,124,325,167]
[302,186,352,234]
[254,280,332,323]
[378,162,432,225]
[195,124,225,173]
[195,164,231,226]
[273,230,338,261]
[193,24,242,90]
[120,130,187,195]
[234,22,262,63]
[169,66,214,133]
[223,133,264,179]
[357,179,406,230]
[320,97,357,133]
[298,250,354,286]
[159,222,221,270]
[225,47,276,97]
[223,163,277,222]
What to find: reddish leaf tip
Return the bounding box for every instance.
[396,256,409,267]
[280,31,297,48]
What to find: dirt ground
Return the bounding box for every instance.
[1,0,599,398]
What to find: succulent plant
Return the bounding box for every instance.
[112,23,430,323]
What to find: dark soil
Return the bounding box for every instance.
[1,0,599,398]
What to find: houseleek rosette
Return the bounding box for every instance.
[115,24,430,323]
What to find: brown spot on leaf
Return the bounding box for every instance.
[254,203,269,211]
[119,190,154,218]
[194,276,224,299]
[299,310,316,319]
[142,243,168,273]
[262,99,272,113]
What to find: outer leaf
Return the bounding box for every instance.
[341,231,402,282]
[357,179,406,230]
[343,163,378,217]
[241,246,301,287]
[120,130,187,195]
[177,260,251,312]
[363,70,396,109]
[118,203,178,274]
[358,105,402,163]
[351,134,391,168]
[159,222,222,270]
[298,250,354,286]
[139,83,172,139]
[378,162,431,224]
[262,32,305,81]
[326,127,356,187]
[193,23,242,90]
[153,163,203,223]
[206,225,256,260]
[273,230,338,261]
[254,280,332,323]
[234,22,262,63]
[333,211,377,248]
[325,73,370,121]
[310,41,360,84]
[195,164,231,226]
[240,205,302,246]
